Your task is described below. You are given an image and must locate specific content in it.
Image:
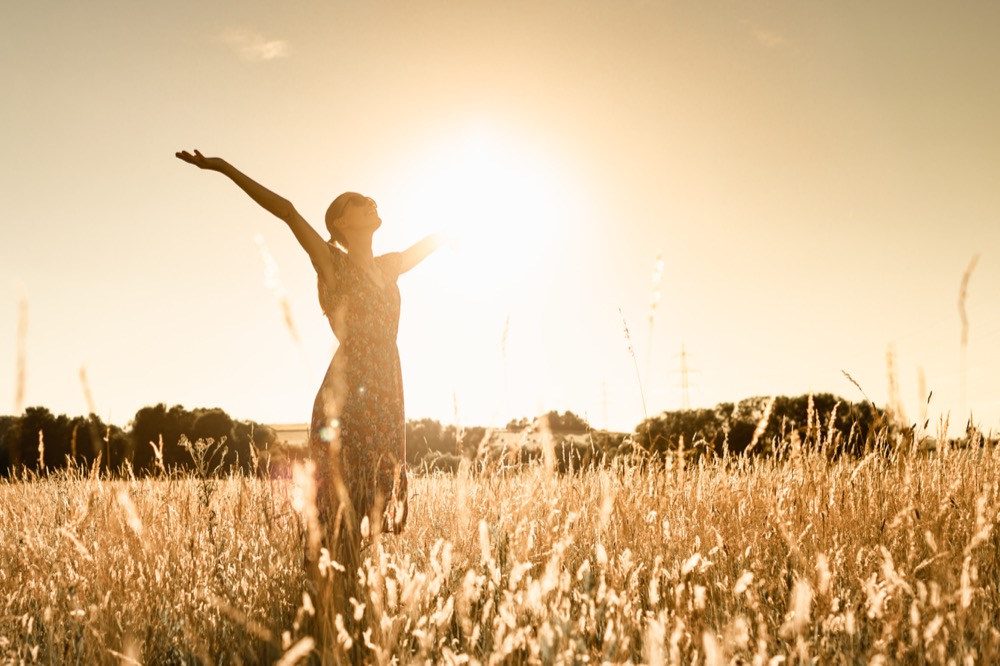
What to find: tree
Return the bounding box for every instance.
[18,407,70,471]
[0,415,16,475]
[459,426,487,458]
[191,408,235,444]
[232,420,277,474]
[636,393,881,459]
[130,403,169,472]
[542,411,590,434]
[641,407,726,456]
[129,403,199,473]
[105,424,132,473]
[164,405,198,470]
[406,418,444,463]
[128,404,275,476]
[404,419,487,463]
[1,411,131,476]
[730,393,878,455]
[504,417,530,431]
[65,414,110,468]
[190,408,236,470]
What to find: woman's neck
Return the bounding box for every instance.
[345,232,375,265]
[347,245,374,265]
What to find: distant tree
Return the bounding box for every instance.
[129,404,274,476]
[460,426,487,458]
[587,430,627,457]
[406,418,444,463]
[504,417,530,431]
[250,422,278,448]
[104,424,132,473]
[18,407,66,471]
[164,405,198,470]
[729,393,878,456]
[64,414,110,468]
[4,405,275,477]
[0,412,132,476]
[0,415,16,475]
[501,411,593,435]
[130,404,166,472]
[438,424,460,458]
[190,408,236,469]
[554,436,602,473]
[232,420,277,473]
[641,407,727,456]
[637,393,880,459]
[191,408,235,444]
[542,411,590,434]
[420,451,462,473]
[403,419,485,463]
[129,403,198,473]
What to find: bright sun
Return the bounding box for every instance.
[391,124,579,304]
[383,123,588,426]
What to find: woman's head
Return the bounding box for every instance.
[325,192,381,249]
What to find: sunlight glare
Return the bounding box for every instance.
[387,123,587,426]
[396,124,577,305]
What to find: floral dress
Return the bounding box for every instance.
[309,245,407,537]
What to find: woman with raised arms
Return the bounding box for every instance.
[176,149,442,638]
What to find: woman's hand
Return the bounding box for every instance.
[174,149,331,282]
[175,149,227,172]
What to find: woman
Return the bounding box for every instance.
[175,149,440,558]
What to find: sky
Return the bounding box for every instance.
[2,0,999,436]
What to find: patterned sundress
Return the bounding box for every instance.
[309,244,408,538]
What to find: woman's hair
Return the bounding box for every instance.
[325,191,360,249]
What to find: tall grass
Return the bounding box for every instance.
[0,466,303,663]
[2,427,999,663]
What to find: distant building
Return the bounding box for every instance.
[269,423,309,447]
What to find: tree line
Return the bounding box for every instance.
[0,404,276,477]
[635,393,881,458]
[0,393,889,478]
[405,395,886,473]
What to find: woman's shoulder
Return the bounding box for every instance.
[376,251,403,279]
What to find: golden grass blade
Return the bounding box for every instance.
[14,291,27,414]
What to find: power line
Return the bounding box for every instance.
[673,343,700,411]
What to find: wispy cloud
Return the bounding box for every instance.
[750,26,786,49]
[220,28,290,61]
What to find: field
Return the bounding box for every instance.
[2,431,999,665]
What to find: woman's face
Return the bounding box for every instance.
[336,194,382,233]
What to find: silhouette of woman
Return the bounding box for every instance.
[175,149,441,567]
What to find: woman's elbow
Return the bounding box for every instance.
[275,200,298,222]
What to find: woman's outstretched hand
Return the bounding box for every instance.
[175,149,227,172]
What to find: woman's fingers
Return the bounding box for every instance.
[175,149,207,167]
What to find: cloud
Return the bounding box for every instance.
[750,26,786,49]
[221,28,290,61]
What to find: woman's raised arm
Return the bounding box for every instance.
[398,233,446,275]
[176,149,335,284]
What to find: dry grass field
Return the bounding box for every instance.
[2,426,999,664]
